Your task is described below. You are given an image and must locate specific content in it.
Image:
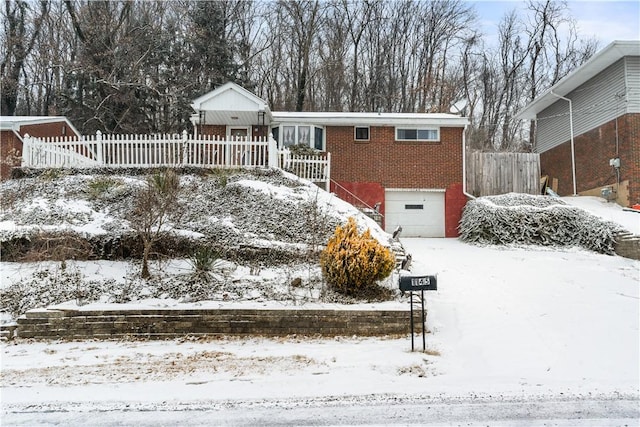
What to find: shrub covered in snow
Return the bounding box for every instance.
[0,168,379,264]
[459,193,623,254]
[320,217,395,297]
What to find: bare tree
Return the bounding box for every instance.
[128,170,182,279]
[1,0,49,115]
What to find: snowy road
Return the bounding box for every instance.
[3,394,639,426]
[2,238,639,425]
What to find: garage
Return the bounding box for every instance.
[384,190,445,237]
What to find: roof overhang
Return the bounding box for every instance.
[516,40,640,120]
[271,111,469,127]
[0,116,81,136]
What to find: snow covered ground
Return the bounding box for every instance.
[562,195,640,235]
[2,237,638,425]
[1,187,639,424]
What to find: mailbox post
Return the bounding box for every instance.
[399,275,437,352]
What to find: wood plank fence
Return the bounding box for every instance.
[466,151,541,197]
[21,131,330,188]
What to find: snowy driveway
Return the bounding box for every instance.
[2,238,639,425]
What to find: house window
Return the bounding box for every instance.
[273,124,325,151]
[395,127,439,142]
[354,126,369,141]
[314,127,324,150]
[298,126,311,146]
[283,126,296,147]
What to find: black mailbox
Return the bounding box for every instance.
[399,275,437,291]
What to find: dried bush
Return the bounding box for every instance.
[86,176,126,200]
[320,217,395,297]
[128,169,182,278]
[459,193,623,254]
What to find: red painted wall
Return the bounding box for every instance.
[331,180,385,215]
[445,183,467,237]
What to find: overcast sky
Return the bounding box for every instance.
[473,0,640,47]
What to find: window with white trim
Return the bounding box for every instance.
[354,126,369,141]
[395,127,439,142]
[272,124,325,150]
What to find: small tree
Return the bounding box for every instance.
[128,170,181,279]
[320,217,395,297]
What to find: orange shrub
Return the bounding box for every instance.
[320,217,395,296]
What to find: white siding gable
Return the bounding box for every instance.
[536,58,627,153]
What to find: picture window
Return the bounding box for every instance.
[395,127,439,142]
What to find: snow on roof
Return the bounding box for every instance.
[0,116,81,135]
[271,111,468,126]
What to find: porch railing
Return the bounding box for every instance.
[277,149,331,189]
[21,131,330,187]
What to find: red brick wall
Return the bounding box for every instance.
[1,121,78,181]
[625,113,640,206]
[326,126,463,187]
[326,125,466,236]
[19,121,78,138]
[199,125,226,138]
[199,125,269,139]
[0,130,22,180]
[540,113,639,206]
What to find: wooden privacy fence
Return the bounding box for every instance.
[21,131,331,186]
[466,151,541,197]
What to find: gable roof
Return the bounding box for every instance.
[191,82,270,111]
[191,82,273,126]
[0,116,81,136]
[516,40,640,120]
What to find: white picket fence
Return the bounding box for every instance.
[278,150,331,190]
[21,131,330,187]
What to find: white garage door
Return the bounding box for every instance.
[385,190,445,237]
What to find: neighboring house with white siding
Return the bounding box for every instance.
[517,40,640,207]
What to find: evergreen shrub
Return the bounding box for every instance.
[320,217,395,296]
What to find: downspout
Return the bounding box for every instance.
[550,91,577,196]
[462,124,475,199]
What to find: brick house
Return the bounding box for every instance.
[517,40,640,207]
[0,116,81,180]
[191,82,470,237]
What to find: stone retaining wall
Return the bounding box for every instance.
[14,307,422,339]
[615,232,640,260]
